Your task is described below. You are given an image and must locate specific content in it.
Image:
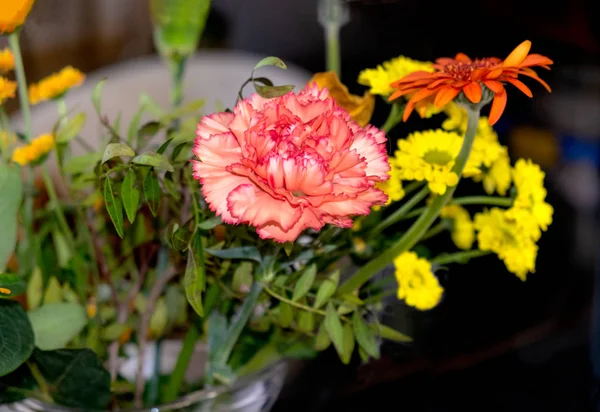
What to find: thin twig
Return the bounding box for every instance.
[134,267,178,408]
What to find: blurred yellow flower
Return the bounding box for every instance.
[479,152,512,196]
[0,0,35,34]
[0,48,15,73]
[28,66,85,105]
[0,287,10,295]
[0,77,17,105]
[474,208,538,280]
[394,251,443,310]
[441,205,474,250]
[310,71,375,126]
[376,159,404,207]
[11,133,54,166]
[358,56,434,97]
[395,129,481,195]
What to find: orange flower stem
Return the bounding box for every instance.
[338,107,481,295]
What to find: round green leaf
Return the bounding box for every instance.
[132,151,175,172]
[0,301,35,376]
[55,112,86,144]
[28,303,88,350]
[0,273,26,298]
[101,142,135,164]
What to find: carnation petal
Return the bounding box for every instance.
[257,208,323,243]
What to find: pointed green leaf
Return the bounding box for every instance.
[132,151,175,172]
[157,137,174,155]
[100,323,129,341]
[340,323,355,365]
[0,301,35,376]
[373,324,412,342]
[101,142,135,164]
[254,84,295,99]
[121,169,140,224]
[352,312,380,359]
[278,302,293,328]
[184,235,206,317]
[297,309,314,333]
[197,216,223,230]
[43,277,63,304]
[283,242,294,256]
[91,79,107,116]
[26,268,43,311]
[28,303,87,350]
[149,298,168,338]
[127,102,147,145]
[104,178,124,238]
[314,270,339,309]
[254,56,287,70]
[292,264,316,302]
[63,152,102,175]
[136,121,161,147]
[56,112,86,144]
[171,141,191,162]
[112,112,122,134]
[314,323,331,351]
[232,262,253,294]
[143,171,161,217]
[0,164,22,271]
[0,273,26,298]
[324,303,344,359]
[205,246,262,264]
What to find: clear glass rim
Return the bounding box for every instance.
[18,359,288,412]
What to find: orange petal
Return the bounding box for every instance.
[488,91,507,126]
[428,78,452,89]
[504,40,532,67]
[388,88,414,101]
[486,67,504,79]
[455,53,472,62]
[391,70,433,86]
[518,70,552,92]
[463,82,482,103]
[435,58,456,65]
[505,77,533,97]
[452,80,470,88]
[411,86,440,103]
[433,86,460,108]
[483,80,505,94]
[403,98,416,122]
[520,54,553,68]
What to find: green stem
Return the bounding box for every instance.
[325,23,341,77]
[265,286,327,317]
[163,325,200,403]
[57,98,68,127]
[0,109,10,162]
[41,165,75,249]
[338,107,481,295]
[453,196,513,207]
[362,288,396,305]
[169,57,185,109]
[370,186,429,237]
[431,249,490,266]
[380,103,404,133]
[27,362,52,402]
[420,221,446,242]
[9,32,32,143]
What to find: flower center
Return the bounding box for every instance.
[423,149,453,166]
[443,58,497,81]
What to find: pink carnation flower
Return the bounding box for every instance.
[192,86,390,243]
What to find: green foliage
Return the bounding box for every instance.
[0,273,26,298]
[0,301,35,376]
[0,163,22,271]
[28,303,87,350]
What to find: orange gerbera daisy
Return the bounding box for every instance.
[389,41,552,125]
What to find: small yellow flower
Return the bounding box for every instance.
[0,287,11,295]
[352,237,367,254]
[0,0,35,34]
[376,159,404,207]
[358,56,434,97]
[310,71,375,126]
[394,251,443,310]
[395,129,481,195]
[86,302,97,319]
[0,77,17,105]
[28,66,85,105]
[11,133,55,166]
[474,208,538,280]
[441,205,474,250]
[0,48,15,73]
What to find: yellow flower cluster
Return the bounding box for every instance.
[358,56,434,97]
[394,251,443,310]
[394,129,482,195]
[0,48,15,73]
[376,159,405,207]
[11,133,55,166]
[28,66,85,105]
[441,205,474,250]
[0,76,17,105]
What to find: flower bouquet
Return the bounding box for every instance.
[0,0,554,410]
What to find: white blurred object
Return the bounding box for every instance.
[554,161,600,211]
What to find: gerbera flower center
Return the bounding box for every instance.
[423,149,453,166]
[442,58,497,81]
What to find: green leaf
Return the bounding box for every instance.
[278,302,293,328]
[165,285,187,326]
[0,273,26,298]
[149,298,168,338]
[160,99,205,126]
[55,112,86,144]
[127,102,147,145]
[279,341,317,359]
[28,303,87,350]
[52,230,71,268]
[324,303,344,360]
[63,152,102,175]
[136,121,161,144]
[43,276,63,304]
[197,216,222,230]
[101,142,135,164]
[157,137,174,155]
[143,171,161,216]
[34,348,111,409]
[297,309,315,333]
[314,323,331,351]
[91,78,107,115]
[254,56,288,71]
[205,246,262,264]
[283,242,294,256]
[292,264,316,302]
[121,169,140,224]
[254,84,295,99]
[0,301,35,376]
[132,151,175,172]
[314,270,339,309]
[171,141,191,162]
[171,224,191,251]
[0,164,22,271]
[112,112,122,134]
[232,262,253,294]
[100,323,128,341]
[27,268,43,311]
[0,363,36,403]
[373,324,412,342]
[340,323,355,365]
[352,312,380,359]
[207,311,229,361]
[104,178,124,238]
[184,235,206,317]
